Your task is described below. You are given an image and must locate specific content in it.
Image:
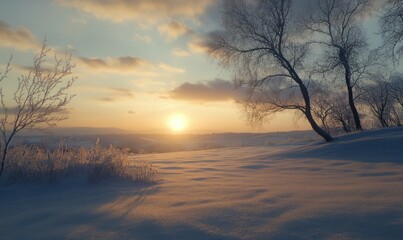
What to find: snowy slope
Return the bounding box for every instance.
[1,128,403,239]
[276,127,403,163]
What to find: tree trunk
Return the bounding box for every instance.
[341,119,351,133]
[299,82,333,142]
[379,113,389,127]
[306,110,333,142]
[0,148,7,177]
[347,83,362,131]
[340,51,363,131]
[305,107,333,142]
[0,140,11,177]
[320,117,329,133]
[282,59,333,142]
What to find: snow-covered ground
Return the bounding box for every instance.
[1,128,403,239]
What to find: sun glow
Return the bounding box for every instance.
[168,114,187,132]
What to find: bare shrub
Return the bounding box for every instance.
[86,144,158,183]
[3,143,158,184]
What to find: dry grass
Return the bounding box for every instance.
[2,142,159,184]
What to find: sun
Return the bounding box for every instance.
[168,114,187,132]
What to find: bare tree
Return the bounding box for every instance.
[306,0,375,131]
[360,80,394,127]
[390,73,403,108]
[379,0,403,63]
[328,93,355,133]
[208,0,333,142]
[310,85,356,133]
[311,85,333,133]
[390,73,403,125]
[0,40,76,176]
[390,106,403,126]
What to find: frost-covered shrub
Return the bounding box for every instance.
[86,144,158,183]
[2,143,158,184]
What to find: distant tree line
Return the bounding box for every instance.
[208,0,403,142]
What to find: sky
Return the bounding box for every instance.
[0,0,397,134]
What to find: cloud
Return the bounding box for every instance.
[158,21,192,40]
[188,34,209,53]
[78,56,148,74]
[167,79,245,102]
[172,48,191,57]
[99,97,116,102]
[78,56,185,75]
[98,87,134,102]
[67,44,76,52]
[0,20,38,51]
[71,17,88,25]
[109,87,134,98]
[79,57,109,69]
[158,63,185,73]
[57,0,215,24]
[15,65,54,74]
[135,34,152,44]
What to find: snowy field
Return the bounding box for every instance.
[1,128,403,239]
[15,129,321,153]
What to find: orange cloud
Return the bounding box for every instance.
[57,0,215,24]
[188,34,209,53]
[98,87,134,102]
[79,56,147,71]
[78,56,185,75]
[0,21,38,51]
[158,21,192,40]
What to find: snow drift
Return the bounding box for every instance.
[275,127,403,163]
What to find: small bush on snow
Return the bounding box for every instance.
[2,143,158,184]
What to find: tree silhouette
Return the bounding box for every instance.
[207,0,333,142]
